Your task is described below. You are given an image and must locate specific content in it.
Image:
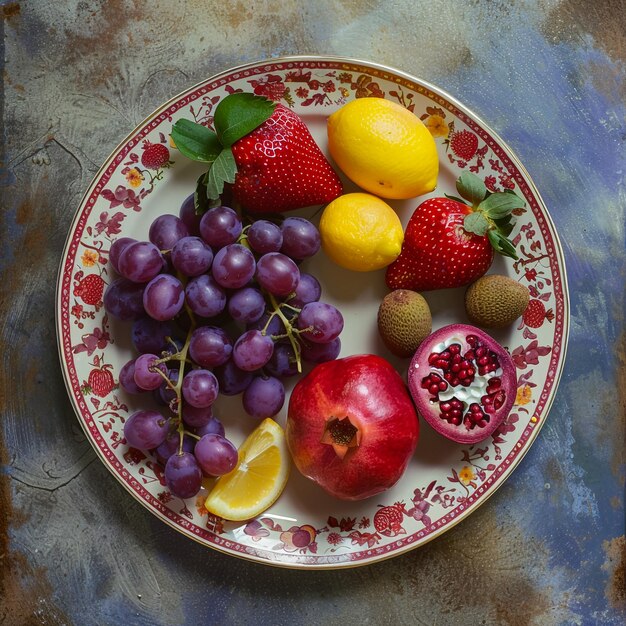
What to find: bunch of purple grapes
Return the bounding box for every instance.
[103,194,343,499]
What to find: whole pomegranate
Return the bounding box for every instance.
[286,354,419,501]
[408,324,516,444]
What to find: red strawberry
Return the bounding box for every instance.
[231,104,342,212]
[86,363,116,397]
[449,130,479,161]
[171,93,342,214]
[523,299,554,328]
[141,141,171,170]
[74,273,105,306]
[386,172,524,291]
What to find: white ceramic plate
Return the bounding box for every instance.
[56,56,569,569]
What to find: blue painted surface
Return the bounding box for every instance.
[1,1,624,624]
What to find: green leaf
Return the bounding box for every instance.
[444,193,469,205]
[464,212,489,236]
[494,216,515,238]
[206,147,237,199]
[194,173,211,216]
[479,192,526,219]
[171,119,222,163]
[456,172,487,206]
[488,229,518,259]
[214,93,276,147]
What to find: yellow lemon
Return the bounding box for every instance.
[327,97,439,199]
[204,418,290,521]
[319,192,404,272]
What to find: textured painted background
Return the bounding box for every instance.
[1,1,624,624]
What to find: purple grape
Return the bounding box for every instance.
[149,214,189,250]
[164,452,202,499]
[189,326,232,367]
[103,278,145,321]
[182,402,213,429]
[213,360,254,395]
[171,236,213,277]
[155,431,195,466]
[143,274,185,321]
[265,342,299,378]
[152,387,167,407]
[200,206,242,248]
[289,273,321,308]
[194,434,238,476]
[158,368,180,406]
[296,301,343,344]
[300,336,341,363]
[232,329,274,371]
[185,274,226,318]
[119,359,145,394]
[133,353,167,390]
[131,317,174,354]
[124,409,170,449]
[182,369,219,408]
[280,217,321,259]
[242,375,285,419]
[117,241,164,283]
[109,237,136,274]
[255,252,300,296]
[227,287,266,324]
[194,416,225,438]
[247,220,283,254]
[212,244,256,289]
[179,193,201,236]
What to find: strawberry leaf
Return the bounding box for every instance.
[479,192,525,219]
[214,93,276,147]
[488,229,518,259]
[171,120,222,163]
[456,172,487,206]
[194,173,210,215]
[464,212,489,236]
[493,215,515,237]
[444,193,469,205]
[206,147,236,200]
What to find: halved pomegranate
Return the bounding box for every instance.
[408,324,516,444]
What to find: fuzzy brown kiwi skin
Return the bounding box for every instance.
[377,289,432,357]
[464,274,530,328]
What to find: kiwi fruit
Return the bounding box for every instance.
[377,289,432,357]
[464,274,530,328]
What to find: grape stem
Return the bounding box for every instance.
[265,292,304,374]
[148,274,198,455]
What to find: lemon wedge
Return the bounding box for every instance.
[204,418,290,521]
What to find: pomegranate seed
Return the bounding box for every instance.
[463,402,490,430]
[421,373,448,396]
[487,377,501,393]
[439,397,465,424]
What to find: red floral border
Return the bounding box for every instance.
[58,59,568,567]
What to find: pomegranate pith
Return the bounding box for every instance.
[408,324,516,444]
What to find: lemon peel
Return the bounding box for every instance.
[327,97,439,199]
[204,418,290,521]
[319,192,404,272]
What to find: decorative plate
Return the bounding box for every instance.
[55,56,569,569]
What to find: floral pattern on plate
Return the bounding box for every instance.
[56,57,569,569]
